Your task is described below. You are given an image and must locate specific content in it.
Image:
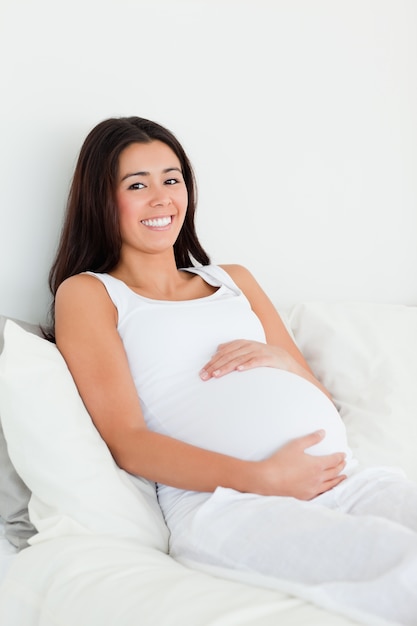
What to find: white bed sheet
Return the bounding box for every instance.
[0,535,364,626]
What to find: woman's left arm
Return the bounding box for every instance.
[199,264,332,399]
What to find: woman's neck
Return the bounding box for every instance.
[110,249,193,300]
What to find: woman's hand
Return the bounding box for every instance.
[252,430,347,500]
[199,339,295,380]
[199,338,334,401]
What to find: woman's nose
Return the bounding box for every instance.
[150,186,171,206]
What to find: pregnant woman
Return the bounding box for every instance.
[48,116,417,625]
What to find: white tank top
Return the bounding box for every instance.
[88,265,355,518]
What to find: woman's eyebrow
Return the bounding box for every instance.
[121,167,182,182]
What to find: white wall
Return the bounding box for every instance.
[1,0,416,323]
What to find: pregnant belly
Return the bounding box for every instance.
[149,368,354,467]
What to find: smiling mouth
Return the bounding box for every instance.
[141,216,172,228]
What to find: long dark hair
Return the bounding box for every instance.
[46,116,210,338]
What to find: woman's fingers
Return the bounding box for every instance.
[296,431,347,469]
[321,473,347,493]
[258,432,347,500]
[200,342,250,379]
[199,340,277,380]
[295,429,326,449]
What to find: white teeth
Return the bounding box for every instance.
[141,217,172,227]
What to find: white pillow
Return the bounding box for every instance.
[289,302,417,483]
[0,321,169,550]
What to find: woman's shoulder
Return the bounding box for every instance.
[57,271,101,292]
[55,272,112,307]
[55,272,117,333]
[219,263,252,277]
[218,264,274,309]
[218,264,258,289]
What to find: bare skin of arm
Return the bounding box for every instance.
[55,273,346,501]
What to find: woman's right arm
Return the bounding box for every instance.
[55,274,346,501]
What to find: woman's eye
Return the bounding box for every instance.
[129,182,145,190]
[165,178,179,185]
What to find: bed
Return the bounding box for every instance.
[1,301,417,626]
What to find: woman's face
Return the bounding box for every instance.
[115,140,188,257]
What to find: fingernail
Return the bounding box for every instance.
[199,369,209,380]
[213,369,221,377]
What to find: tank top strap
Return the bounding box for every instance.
[84,271,123,296]
[83,271,132,320]
[181,265,241,296]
